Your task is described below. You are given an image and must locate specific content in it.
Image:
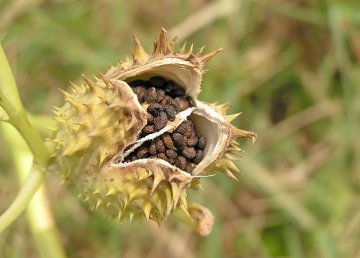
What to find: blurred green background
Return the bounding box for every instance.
[0,0,359,257]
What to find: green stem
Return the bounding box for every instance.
[0,124,67,258]
[0,44,50,166]
[0,160,44,233]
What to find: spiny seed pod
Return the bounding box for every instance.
[52,28,256,235]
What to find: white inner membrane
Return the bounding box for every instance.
[112,72,227,176]
[119,108,195,162]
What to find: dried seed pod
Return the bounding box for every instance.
[52,29,255,231]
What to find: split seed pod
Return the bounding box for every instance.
[52,29,256,235]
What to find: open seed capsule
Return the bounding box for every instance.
[52,29,256,234]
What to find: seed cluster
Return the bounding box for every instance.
[124,76,207,173]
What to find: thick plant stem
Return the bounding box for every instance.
[0,44,50,166]
[0,161,43,233]
[0,43,53,232]
[0,124,67,258]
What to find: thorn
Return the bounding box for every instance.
[199,48,223,64]
[226,113,241,122]
[106,188,117,196]
[116,209,123,223]
[188,43,194,54]
[164,188,173,216]
[82,75,97,92]
[151,171,165,195]
[153,27,167,56]
[129,212,135,222]
[143,203,152,220]
[179,194,190,218]
[227,160,240,173]
[154,200,164,217]
[100,73,112,88]
[132,34,149,63]
[66,98,83,112]
[225,153,237,160]
[95,199,102,210]
[58,88,72,101]
[198,45,206,56]
[225,169,239,181]
[99,150,108,167]
[170,182,181,208]
[179,42,187,54]
[168,35,178,53]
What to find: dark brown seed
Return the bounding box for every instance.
[169,88,185,97]
[193,150,204,164]
[157,153,170,162]
[187,97,196,107]
[136,147,149,159]
[166,149,177,159]
[155,138,165,153]
[159,95,169,105]
[172,133,185,149]
[164,80,177,94]
[154,112,168,130]
[164,105,176,121]
[175,97,190,111]
[147,113,154,124]
[129,80,149,87]
[150,76,167,88]
[149,141,157,156]
[197,136,206,150]
[168,97,179,109]
[148,103,163,116]
[175,121,193,137]
[132,86,145,103]
[175,156,187,170]
[142,125,155,135]
[187,134,198,147]
[162,133,175,150]
[156,89,166,102]
[185,162,195,173]
[182,147,196,159]
[144,87,157,102]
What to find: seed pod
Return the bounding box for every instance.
[52,29,255,232]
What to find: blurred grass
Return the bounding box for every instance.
[0,0,359,257]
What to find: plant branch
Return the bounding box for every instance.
[0,44,50,166]
[0,123,66,258]
[0,162,44,233]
